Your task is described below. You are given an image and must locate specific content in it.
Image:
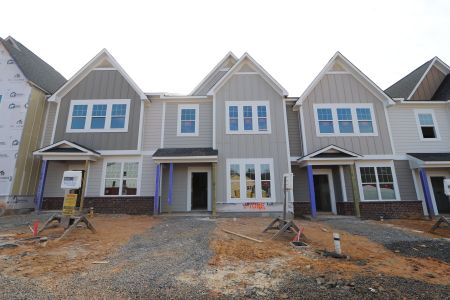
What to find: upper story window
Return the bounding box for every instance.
[314,104,377,136]
[177,104,199,136]
[415,109,440,140]
[225,101,271,134]
[67,99,130,133]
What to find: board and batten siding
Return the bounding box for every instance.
[43,161,67,197]
[394,160,418,201]
[388,104,450,153]
[163,101,213,148]
[53,70,141,150]
[41,101,57,147]
[410,66,446,100]
[285,102,302,157]
[142,100,163,151]
[215,74,290,206]
[85,158,103,197]
[302,73,393,155]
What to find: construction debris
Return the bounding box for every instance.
[222,229,263,243]
[430,216,450,232]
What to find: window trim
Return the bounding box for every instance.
[66,99,131,133]
[177,104,199,136]
[225,101,272,134]
[226,158,275,203]
[100,157,142,197]
[414,109,441,141]
[355,161,400,202]
[313,103,378,137]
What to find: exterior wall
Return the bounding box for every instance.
[53,70,141,150]
[394,160,418,201]
[388,103,450,153]
[85,158,103,197]
[41,101,58,147]
[140,155,157,196]
[162,101,213,148]
[43,161,67,197]
[285,102,302,157]
[410,66,446,100]
[215,74,290,212]
[11,87,47,197]
[142,100,163,151]
[302,73,393,155]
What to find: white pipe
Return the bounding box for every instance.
[333,233,341,255]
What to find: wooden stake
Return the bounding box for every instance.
[222,229,263,243]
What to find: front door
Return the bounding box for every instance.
[191,172,208,210]
[313,174,332,212]
[431,176,450,214]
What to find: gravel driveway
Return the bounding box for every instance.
[321,217,450,263]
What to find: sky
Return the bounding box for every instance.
[2,0,449,96]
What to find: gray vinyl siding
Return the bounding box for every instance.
[302,73,393,155]
[42,101,57,146]
[410,66,446,100]
[332,167,343,202]
[215,74,290,205]
[143,100,163,151]
[343,165,354,202]
[85,159,103,197]
[160,163,188,212]
[53,70,141,150]
[388,104,450,153]
[163,102,213,148]
[292,165,308,202]
[43,161,67,197]
[285,102,302,157]
[394,160,418,201]
[140,155,157,196]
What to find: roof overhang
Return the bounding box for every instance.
[407,153,450,169]
[152,148,218,163]
[296,145,362,167]
[33,140,101,161]
[152,156,218,163]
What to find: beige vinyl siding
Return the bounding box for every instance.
[388,104,450,153]
[85,159,103,197]
[302,73,393,155]
[285,102,302,156]
[142,100,163,151]
[160,163,188,212]
[215,74,290,205]
[163,101,213,148]
[43,161,67,197]
[394,160,418,201]
[53,70,141,150]
[140,155,157,196]
[42,101,57,146]
[410,66,446,100]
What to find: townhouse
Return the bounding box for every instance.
[0,36,66,215]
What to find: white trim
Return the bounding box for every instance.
[407,58,435,100]
[92,67,117,71]
[48,49,147,102]
[100,157,141,197]
[355,161,400,201]
[414,109,441,141]
[302,145,362,160]
[312,168,337,214]
[235,72,259,75]
[283,99,294,207]
[66,99,130,133]
[176,104,199,136]
[225,101,272,134]
[299,106,307,155]
[50,101,60,143]
[153,156,218,163]
[40,101,51,148]
[313,103,378,137]
[138,102,144,150]
[411,169,428,216]
[339,165,348,202]
[161,102,166,147]
[226,158,275,203]
[212,95,216,149]
[98,150,141,155]
[33,140,100,157]
[187,166,212,211]
[383,106,396,154]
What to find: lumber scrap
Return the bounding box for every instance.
[430,216,450,232]
[222,229,263,243]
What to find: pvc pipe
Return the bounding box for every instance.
[333,233,342,255]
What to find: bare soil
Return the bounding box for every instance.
[383,218,450,238]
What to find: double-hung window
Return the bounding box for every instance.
[415,109,440,140]
[227,159,274,202]
[103,160,139,196]
[358,164,398,201]
[314,104,377,136]
[177,104,199,136]
[225,101,271,134]
[67,100,130,132]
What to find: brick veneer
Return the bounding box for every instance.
[42,197,154,215]
[294,200,424,219]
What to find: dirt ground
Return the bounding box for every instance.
[0,214,158,286]
[383,218,450,238]
[206,217,450,295]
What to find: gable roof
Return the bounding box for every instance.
[33,140,101,161]
[1,36,66,94]
[300,145,362,161]
[431,74,450,100]
[207,52,288,96]
[295,52,394,108]
[48,49,147,102]
[190,52,238,96]
[385,57,450,100]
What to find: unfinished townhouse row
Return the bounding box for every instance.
[2,38,449,218]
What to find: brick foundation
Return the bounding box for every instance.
[42,197,154,215]
[294,200,424,219]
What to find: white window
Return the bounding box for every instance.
[226,158,274,202]
[313,104,377,136]
[225,101,271,134]
[67,99,130,133]
[102,160,140,196]
[177,104,199,136]
[414,109,440,140]
[356,163,399,201]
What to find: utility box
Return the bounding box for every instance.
[444,179,450,196]
[283,173,294,190]
[61,171,83,190]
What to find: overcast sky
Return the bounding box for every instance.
[2,0,449,95]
